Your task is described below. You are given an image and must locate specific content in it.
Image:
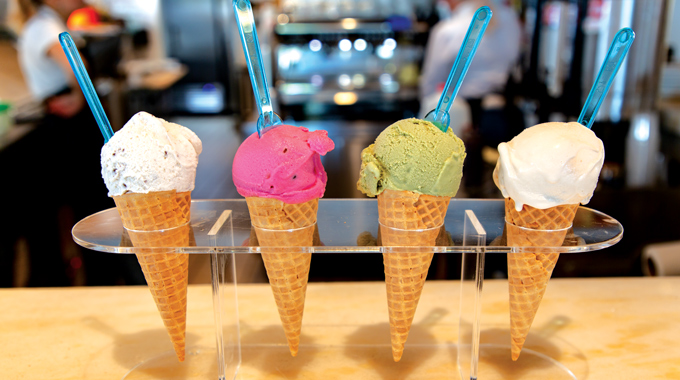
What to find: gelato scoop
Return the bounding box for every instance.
[356,117,464,361]
[101,112,202,196]
[357,118,466,197]
[100,111,202,363]
[232,124,335,204]
[232,124,334,356]
[493,121,605,211]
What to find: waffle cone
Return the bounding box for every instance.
[377,189,450,362]
[112,190,191,362]
[245,196,318,357]
[504,197,578,361]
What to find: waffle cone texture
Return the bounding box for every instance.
[504,197,578,361]
[246,196,318,357]
[112,190,191,362]
[377,189,450,362]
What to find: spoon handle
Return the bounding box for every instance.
[234,0,281,136]
[578,27,635,129]
[426,6,492,131]
[59,32,114,142]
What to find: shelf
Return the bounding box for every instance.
[72,199,623,254]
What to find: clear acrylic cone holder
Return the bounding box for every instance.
[72,199,623,379]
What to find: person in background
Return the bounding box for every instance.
[8,0,140,287]
[18,0,85,118]
[420,0,523,196]
[420,0,521,105]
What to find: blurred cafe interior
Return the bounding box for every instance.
[1,0,680,287]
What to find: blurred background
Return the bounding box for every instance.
[1,0,679,287]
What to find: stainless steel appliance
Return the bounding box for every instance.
[160,0,239,114]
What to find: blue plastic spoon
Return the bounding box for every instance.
[424,6,492,132]
[578,27,635,129]
[59,32,114,142]
[234,0,282,137]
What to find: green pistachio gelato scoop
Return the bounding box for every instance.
[357,118,466,197]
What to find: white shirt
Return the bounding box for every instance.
[18,6,70,101]
[419,2,521,100]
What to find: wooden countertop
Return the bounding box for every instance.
[1,277,679,379]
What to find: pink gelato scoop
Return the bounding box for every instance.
[232,125,335,204]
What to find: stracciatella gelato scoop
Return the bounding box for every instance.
[101,112,202,196]
[493,121,605,211]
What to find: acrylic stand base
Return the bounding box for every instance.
[72,199,623,380]
[121,347,219,380]
[462,344,578,380]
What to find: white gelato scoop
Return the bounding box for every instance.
[493,122,604,211]
[101,112,202,196]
